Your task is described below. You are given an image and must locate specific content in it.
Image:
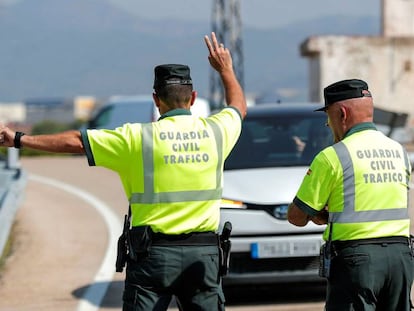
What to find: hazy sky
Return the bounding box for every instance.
[107,0,381,29]
[1,0,381,29]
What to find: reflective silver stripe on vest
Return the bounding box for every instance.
[129,121,224,204]
[330,142,409,223]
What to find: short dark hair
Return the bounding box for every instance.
[155,84,193,108]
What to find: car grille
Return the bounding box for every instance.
[229,252,320,274]
[246,203,289,220]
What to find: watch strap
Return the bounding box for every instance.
[14,131,25,149]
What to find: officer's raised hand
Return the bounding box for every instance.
[204,32,233,75]
[204,32,247,118]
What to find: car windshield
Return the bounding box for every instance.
[224,112,333,170]
[89,100,154,129]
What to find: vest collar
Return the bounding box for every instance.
[344,122,377,138]
[158,108,191,121]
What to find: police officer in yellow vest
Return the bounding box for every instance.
[0,32,247,311]
[287,79,413,310]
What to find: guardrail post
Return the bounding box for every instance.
[6,148,20,170]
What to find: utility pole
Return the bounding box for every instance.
[209,0,244,110]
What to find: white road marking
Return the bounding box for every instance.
[29,174,122,311]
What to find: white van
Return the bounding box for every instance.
[85,95,211,130]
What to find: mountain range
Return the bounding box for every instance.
[0,0,379,103]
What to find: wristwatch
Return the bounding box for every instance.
[14,131,25,149]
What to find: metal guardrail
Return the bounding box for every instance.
[0,149,28,258]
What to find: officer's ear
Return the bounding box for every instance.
[153,93,161,108]
[340,107,345,120]
[189,91,197,107]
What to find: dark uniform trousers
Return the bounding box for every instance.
[122,232,225,311]
[325,237,413,311]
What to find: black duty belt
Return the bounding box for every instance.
[332,236,409,251]
[152,231,218,246]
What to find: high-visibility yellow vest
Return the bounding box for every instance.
[295,123,411,241]
[81,107,242,234]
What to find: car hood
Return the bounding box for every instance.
[222,166,308,204]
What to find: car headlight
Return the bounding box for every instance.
[220,199,246,209]
[273,204,289,220]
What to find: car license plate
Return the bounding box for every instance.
[251,240,321,259]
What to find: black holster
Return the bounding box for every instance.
[115,212,153,273]
[127,225,153,261]
[116,214,129,273]
[219,221,232,276]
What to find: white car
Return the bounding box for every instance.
[220,103,333,285]
[84,95,211,130]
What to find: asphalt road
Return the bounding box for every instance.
[0,156,412,311]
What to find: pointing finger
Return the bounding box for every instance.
[211,32,219,50]
[204,35,214,54]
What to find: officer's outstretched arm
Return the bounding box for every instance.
[204,32,247,119]
[0,126,85,154]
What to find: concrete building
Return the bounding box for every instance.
[0,102,26,124]
[300,0,414,130]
